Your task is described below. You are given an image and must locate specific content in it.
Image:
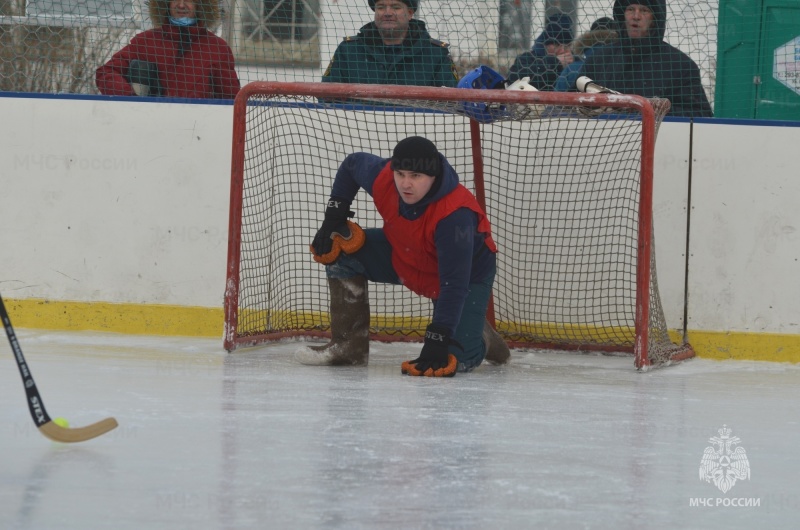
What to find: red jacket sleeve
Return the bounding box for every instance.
[95,38,141,96]
[212,40,241,99]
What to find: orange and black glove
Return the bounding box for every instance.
[310,197,365,264]
[401,324,458,377]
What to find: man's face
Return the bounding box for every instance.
[394,169,435,205]
[170,0,197,19]
[374,0,414,43]
[624,4,653,39]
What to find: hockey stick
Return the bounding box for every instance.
[0,294,118,443]
[575,76,621,117]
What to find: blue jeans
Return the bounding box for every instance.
[327,228,494,372]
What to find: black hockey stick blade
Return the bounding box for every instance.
[1,294,119,443]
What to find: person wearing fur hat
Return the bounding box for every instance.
[579,0,712,117]
[96,0,240,99]
[507,12,576,91]
[322,0,459,87]
[298,136,510,377]
[554,17,618,92]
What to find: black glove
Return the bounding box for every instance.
[402,324,458,377]
[312,197,353,256]
[125,60,162,97]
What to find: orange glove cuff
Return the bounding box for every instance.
[310,221,366,264]
[401,354,457,377]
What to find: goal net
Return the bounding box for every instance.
[224,82,695,369]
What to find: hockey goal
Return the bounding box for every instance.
[224,81,695,369]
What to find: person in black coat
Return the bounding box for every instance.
[579,0,712,118]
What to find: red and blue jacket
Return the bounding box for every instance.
[330,152,496,334]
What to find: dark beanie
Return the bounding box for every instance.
[391,136,442,178]
[591,17,615,32]
[369,0,417,11]
[615,0,660,10]
[542,13,573,45]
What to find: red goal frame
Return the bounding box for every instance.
[224,82,695,369]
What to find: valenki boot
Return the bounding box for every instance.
[482,319,510,365]
[295,276,370,366]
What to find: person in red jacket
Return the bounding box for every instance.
[299,136,511,377]
[96,0,240,99]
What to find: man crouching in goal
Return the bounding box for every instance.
[297,136,510,377]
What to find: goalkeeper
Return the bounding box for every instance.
[297,136,510,377]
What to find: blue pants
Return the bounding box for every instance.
[327,228,494,371]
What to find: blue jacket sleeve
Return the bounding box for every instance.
[430,208,478,334]
[330,152,387,200]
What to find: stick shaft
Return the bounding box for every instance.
[0,295,52,426]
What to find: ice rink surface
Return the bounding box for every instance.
[1,330,799,530]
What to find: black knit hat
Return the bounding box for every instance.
[369,0,418,11]
[591,17,615,32]
[391,136,442,178]
[542,13,574,45]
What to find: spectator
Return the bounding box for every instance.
[507,12,575,91]
[299,136,510,376]
[554,17,618,92]
[96,0,240,99]
[322,0,459,87]
[579,0,712,118]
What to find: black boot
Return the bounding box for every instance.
[483,319,510,365]
[295,276,370,366]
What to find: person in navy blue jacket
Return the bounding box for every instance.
[297,137,510,377]
[579,0,712,118]
[507,12,576,90]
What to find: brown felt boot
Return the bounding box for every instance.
[295,276,370,366]
[482,319,510,365]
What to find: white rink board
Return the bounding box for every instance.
[688,122,800,333]
[1,94,797,338]
[653,120,692,330]
[0,96,231,307]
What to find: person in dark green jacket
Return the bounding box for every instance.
[322,0,459,88]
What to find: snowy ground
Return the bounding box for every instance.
[1,330,799,529]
